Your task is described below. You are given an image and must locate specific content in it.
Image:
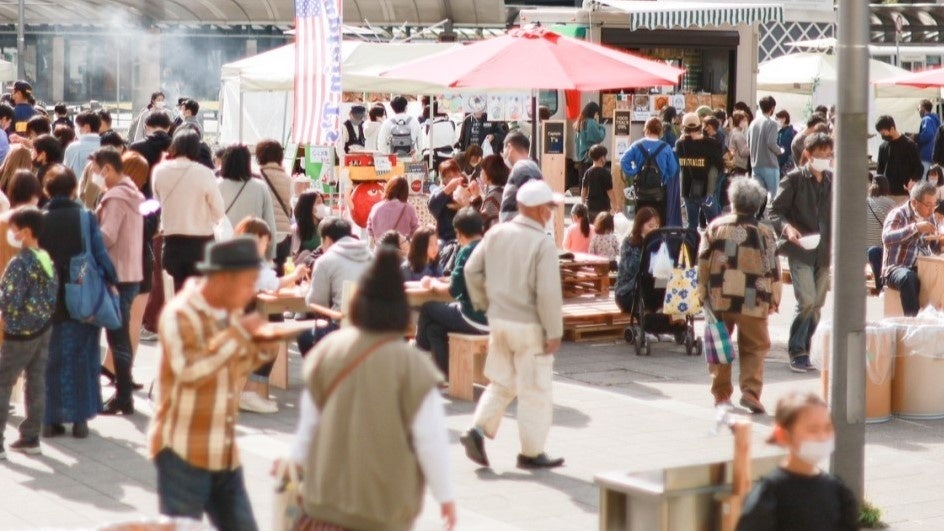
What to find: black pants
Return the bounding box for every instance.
[162,235,214,292]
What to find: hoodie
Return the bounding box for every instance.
[306,236,372,312]
[97,177,145,283]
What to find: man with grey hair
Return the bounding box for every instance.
[770,133,834,373]
[882,180,943,316]
[697,177,781,413]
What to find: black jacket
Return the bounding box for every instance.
[130,131,172,198]
[40,197,119,322]
[931,124,944,167]
[769,166,832,267]
[456,114,504,154]
[877,135,923,196]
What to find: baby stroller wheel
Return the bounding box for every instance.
[684,333,694,356]
[624,326,636,344]
[674,331,686,345]
[634,331,648,356]
[695,338,704,357]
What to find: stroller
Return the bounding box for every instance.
[622,227,703,356]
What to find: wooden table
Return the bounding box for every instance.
[559,253,612,299]
[917,255,944,310]
[254,290,310,390]
[405,280,455,307]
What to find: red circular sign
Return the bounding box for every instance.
[351,181,385,228]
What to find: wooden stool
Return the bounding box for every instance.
[447,333,489,401]
[883,287,903,318]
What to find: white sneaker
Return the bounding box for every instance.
[239,392,278,414]
[139,328,158,342]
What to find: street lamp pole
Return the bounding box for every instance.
[831,0,869,501]
[16,0,25,80]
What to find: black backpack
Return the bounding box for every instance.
[635,143,667,202]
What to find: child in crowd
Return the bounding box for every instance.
[563,203,593,254]
[0,207,58,457]
[736,392,859,531]
[589,212,620,268]
[581,144,615,221]
[379,229,408,258]
[234,216,308,414]
[402,226,442,282]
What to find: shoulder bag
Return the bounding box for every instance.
[260,168,293,219]
[64,210,122,330]
[280,335,400,531]
[214,179,250,241]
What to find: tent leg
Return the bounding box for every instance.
[282,91,289,145]
[531,90,539,161]
[429,94,436,178]
[238,90,245,144]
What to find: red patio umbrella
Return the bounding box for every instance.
[381,25,683,91]
[381,25,683,157]
[877,66,944,88]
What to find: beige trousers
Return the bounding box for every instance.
[472,318,554,457]
[709,312,771,402]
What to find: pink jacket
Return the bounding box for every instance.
[97,177,145,283]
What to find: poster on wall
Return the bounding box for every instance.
[306,146,335,185]
[453,92,532,121]
[632,94,653,122]
[612,109,633,164]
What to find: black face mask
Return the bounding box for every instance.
[881,134,894,143]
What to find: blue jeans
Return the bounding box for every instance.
[105,283,139,404]
[867,247,884,291]
[885,266,920,316]
[752,166,780,196]
[787,259,830,358]
[683,197,702,230]
[155,449,258,531]
[415,302,487,376]
[297,320,340,357]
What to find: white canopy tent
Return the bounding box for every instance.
[219,41,461,145]
[757,52,939,157]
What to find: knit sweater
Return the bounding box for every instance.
[152,158,224,237]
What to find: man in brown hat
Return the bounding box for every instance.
[148,236,275,530]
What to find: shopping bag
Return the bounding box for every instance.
[703,307,735,364]
[213,216,235,242]
[649,242,673,279]
[273,459,305,531]
[662,246,701,316]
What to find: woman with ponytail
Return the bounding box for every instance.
[562,203,593,253]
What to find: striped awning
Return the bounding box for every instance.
[597,0,784,31]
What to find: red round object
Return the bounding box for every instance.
[351,181,385,228]
[410,177,423,193]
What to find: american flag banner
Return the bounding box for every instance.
[294,0,343,146]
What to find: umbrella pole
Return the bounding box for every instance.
[430,94,436,178]
[531,90,539,161]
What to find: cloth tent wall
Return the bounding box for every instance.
[219,41,461,145]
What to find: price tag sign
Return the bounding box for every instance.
[373,155,393,174]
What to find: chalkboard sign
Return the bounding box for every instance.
[543,121,565,155]
[614,110,632,137]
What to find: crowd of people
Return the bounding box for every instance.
[0,80,870,530]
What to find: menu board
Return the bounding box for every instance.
[543,121,565,155]
[438,92,532,121]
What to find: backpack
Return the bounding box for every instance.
[635,143,667,203]
[389,117,414,156]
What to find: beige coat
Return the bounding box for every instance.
[258,162,293,241]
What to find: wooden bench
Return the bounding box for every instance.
[447,333,489,401]
[563,296,631,342]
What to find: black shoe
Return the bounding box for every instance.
[101,398,135,416]
[131,381,144,391]
[42,424,65,438]
[72,422,89,439]
[516,453,565,469]
[459,428,489,467]
[10,437,41,455]
[100,366,116,385]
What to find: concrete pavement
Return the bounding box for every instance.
[0,287,942,529]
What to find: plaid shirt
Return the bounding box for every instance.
[148,279,273,471]
[882,202,940,278]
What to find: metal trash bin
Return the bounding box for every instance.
[595,454,781,531]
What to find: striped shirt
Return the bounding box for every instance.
[882,202,940,278]
[148,279,273,471]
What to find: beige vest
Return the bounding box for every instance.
[303,327,442,531]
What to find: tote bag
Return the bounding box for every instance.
[64,211,121,330]
[662,245,701,316]
[273,458,305,531]
[703,306,735,364]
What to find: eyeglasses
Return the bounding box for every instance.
[918,200,937,210]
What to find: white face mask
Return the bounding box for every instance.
[810,158,831,173]
[314,204,330,219]
[6,229,21,249]
[452,186,470,205]
[92,172,106,189]
[797,436,835,466]
[154,101,166,109]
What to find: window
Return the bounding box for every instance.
[539,90,558,115]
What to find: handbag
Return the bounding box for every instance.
[662,245,701,316]
[64,210,121,330]
[703,306,735,364]
[273,458,305,531]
